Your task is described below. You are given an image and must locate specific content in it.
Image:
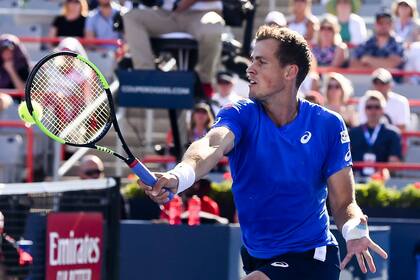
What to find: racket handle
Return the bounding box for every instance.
[130,160,174,201]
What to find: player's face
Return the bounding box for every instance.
[247,39,287,100]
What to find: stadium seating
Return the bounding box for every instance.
[0,134,23,183]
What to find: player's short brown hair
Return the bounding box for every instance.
[255,25,312,88]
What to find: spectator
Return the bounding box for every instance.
[392,0,420,44]
[358,68,410,130]
[287,0,319,42]
[78,154,104,179]
[166,102,214,155]
[350,90,402,176]
[75,155,127,219]
[299,53,320,96]
[326,0,367,46]
[404,41,420,84]
[85,0,121,50]
[0,93,12,113]
[49,0,89,41]
[312,14,348,67]
[304,90,325,105]
[187,103,214,144]
[211,71,243,115]
[123,0,224,98]
[55,37,88,58]
[0,35,30,93]
[264,11,287,28]
[322,72,357,127]
[350,7,405,70]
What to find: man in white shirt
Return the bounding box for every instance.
[211,71,243,115]
[123,0,224,97]
[358,68,410,130]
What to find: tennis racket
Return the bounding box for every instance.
[25,51,172,199]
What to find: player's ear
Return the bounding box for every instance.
[285,64,298,80]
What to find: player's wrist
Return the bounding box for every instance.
[342,218,369,242]
[168,163,196,194]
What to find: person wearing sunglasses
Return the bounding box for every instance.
[211,71,243,115]
[312,14,348,67]
[350,90,402,177]
[357,68,410,131]
[78,155,104,179]
[322,72,357,127]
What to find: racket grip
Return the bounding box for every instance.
[129,160,174,201]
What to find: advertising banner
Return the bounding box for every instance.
[46,212,103,280]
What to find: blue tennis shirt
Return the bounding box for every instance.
[212,98,352,259]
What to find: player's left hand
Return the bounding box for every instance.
[340,219,388,273]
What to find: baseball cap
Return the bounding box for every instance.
[264,11,287,27]
[217,71,234,84]
[371,68,393,84]
[376,6,392,20]
[363,90,386,108]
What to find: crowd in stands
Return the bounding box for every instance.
[0,0,420,218]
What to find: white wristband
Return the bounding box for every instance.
[342,218,369,242]
[168,163,196,194]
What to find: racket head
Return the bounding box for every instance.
[25,51,113,146]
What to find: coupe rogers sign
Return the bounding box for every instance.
[46,213,103,280]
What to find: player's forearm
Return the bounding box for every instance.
[331,201,364,232]
[181,136,225,180]
[327,167,365,231]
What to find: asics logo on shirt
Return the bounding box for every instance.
[213,117,221,126]
[300,131,312,144]
[345,150,351,161]
[271,261,289,268]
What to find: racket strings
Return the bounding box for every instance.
[30,55,111,144]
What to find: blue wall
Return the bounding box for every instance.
[368,218,420,280]
[119,219,419,280]
[119,221,242,280]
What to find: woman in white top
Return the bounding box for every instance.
[326,0,367,46]
[392,0,420,44]
[287,0,318,42]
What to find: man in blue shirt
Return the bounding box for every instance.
[85,0,121,50]
[139,25,388,279]
[350,7,404,70]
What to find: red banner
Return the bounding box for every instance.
[46,212,103,280]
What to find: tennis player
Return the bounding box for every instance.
[139,25,388,279]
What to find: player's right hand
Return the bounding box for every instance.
[137,173,178,204]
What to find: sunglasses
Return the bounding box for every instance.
[217,80,232,85]
[83,169,103,177]
[327,83,341,90]
[373,79,389,85]
[320,26,334,32]
[365,104,382,110]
